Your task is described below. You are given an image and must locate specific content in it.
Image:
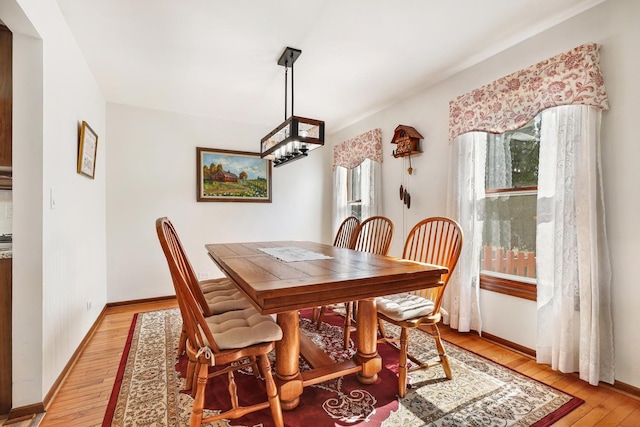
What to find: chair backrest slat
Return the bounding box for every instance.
[402,217,463,311]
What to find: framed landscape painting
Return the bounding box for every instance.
[197,147,272,202]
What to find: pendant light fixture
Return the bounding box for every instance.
[260,47,325,167]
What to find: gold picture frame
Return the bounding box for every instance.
[77,121,98,179]
[197,147,272,202]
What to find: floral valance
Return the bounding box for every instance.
[449,43,609,141]
[333,128,383,170]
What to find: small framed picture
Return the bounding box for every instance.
[197,147,272,202]
[77,121,98,179]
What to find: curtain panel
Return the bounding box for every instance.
[536,105,614,385]
[333,128,383,170]
[449,43,609,141]
[444,132,485,334]
[332,167,349,239]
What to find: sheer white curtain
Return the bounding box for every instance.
[444,132,484,333]
[485,133,513,252]
[360,159,381,219]
[485,133,512,189]
[536,105,614,385]
[332,166,349,238]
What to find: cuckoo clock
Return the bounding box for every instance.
[391,125,423,158]
[391,125,423,210]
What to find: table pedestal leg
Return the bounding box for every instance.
[275,311,303,410]
[355,298,382,384]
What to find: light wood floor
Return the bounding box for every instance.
[37,299,640,427]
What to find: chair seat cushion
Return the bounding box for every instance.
[376,293,435,321]
[203,288,253,313]
[199,278,254,313]
[205,307,283,350]
[199,277,235,293]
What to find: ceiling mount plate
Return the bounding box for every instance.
[278,47,302,67]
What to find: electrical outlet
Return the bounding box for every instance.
[86,301,92,311]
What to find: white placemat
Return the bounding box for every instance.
[258,246,333,262]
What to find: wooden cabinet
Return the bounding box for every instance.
[0,25,11,168]
[0,258,11,415]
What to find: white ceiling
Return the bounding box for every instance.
[55,0,604,134]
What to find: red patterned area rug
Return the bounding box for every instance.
[103,308,583,426]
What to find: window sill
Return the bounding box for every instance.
[479,274,537,301]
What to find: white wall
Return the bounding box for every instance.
[331,0,640,388]
[1,0,107,406]
[106,104,331,302]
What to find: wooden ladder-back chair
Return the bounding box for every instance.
[156,217,284,427]
[154,218,252,356]
[342,215,395,348]
[376,217,463,397]
[312,216,361,327]
[156,217,260,393]
[317,216,394,349]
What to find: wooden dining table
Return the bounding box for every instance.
[205,240,447,410]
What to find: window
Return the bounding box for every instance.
[333,130,382,234]
[346,164,362,220]
[480,115,540,300]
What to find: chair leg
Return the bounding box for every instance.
[258,354,284,427]
[190,362,209,427]
[315,306,326,329]
[178,328,187,356]
[185,358,196,392]
[432,323,452,379]
[343,302,353,349]
[249,355,260,378]
[398,327,409,398]
[228,371,238,409]
[377,318,387,341]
